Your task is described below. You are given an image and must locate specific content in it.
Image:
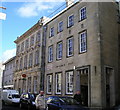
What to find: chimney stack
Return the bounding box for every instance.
[65,0,74,7]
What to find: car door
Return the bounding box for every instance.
[48,98,61,110]
[24,93,30,107]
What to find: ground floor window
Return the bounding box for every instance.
[28,77,31,92]
[33,76,37,93]
[55,73,62,94]
[23,79,26,93]
[66,71,74,94]
[47,74,53,94]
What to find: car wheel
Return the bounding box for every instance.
[2,100,4,105]
[27,104,31,110]
[19,103,23,109]
[46,106,49,110]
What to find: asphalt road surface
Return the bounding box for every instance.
[1,105,21,110]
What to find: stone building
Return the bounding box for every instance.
[2,56,16,89]
[44,0,120,108]
[13,0,120,108]
[14,17,47,94]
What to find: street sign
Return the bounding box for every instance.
[22,74,26,78]
[0,12,6,20]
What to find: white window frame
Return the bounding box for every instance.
[21,42,24,52]
[17,45,20,54]
[68,14,74,27]
[28,77,31,92]
[80,6,86,21]
[48,45,53,62]
[30,35,34,46]
[36,31,41,42]
[57,42,63,60]
[55,73,62,94]
[47,74,52,94]
[33,76,37,93]
[58,21,63,32]
[25,39,29,49]
[67,37,74,57]
[24,55,27,69]
[50,27,54,37]
[19,57,23,70]
[66,71,74,94]
[29,53,33,67]
[34,50,39,65]
[79,31,87,53]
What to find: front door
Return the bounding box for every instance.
[79,68,89,106]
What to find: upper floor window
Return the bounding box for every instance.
[80,7,86,21]
[24,55,27,69]
[16,60,19,71]
[67,37,74,57]
[66,71,74,94]
[48,45,53,62]
[36,31,41,42]
[19,57,23,70]
[79,31,87,53]
[17,45,20,54]
[34,50,39,65]
[50,27,54,37]
[68,14,74,27]
[30,35,34,46]
[58,21,63,33]
[29,53,33,67]
[57,42,63,60]
[21,42,24,52]
[25,39,29,49]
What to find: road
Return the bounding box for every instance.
[1,105,21,110]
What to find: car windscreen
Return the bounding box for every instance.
[12,94,20,98]
[60,97,79,105]
[30,94,36,101]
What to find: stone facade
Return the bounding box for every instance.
[14,21,44,94]
[13,0,120,109]
[44,1,120,108]
[2,56,16,89]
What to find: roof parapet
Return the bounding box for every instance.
[65,0,74,7]
[38,16,50,25]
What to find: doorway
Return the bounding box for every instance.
[79,68,89,106]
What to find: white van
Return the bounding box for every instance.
[2,89,20,105]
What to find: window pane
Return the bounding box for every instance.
[68,15,74,27]
[67,37,73,57]
[57,42,62,59]
[66,71,74,94]
[79,31,87,53]
[50,27,54,37]
[56,73,61,94]
[47,75,52,94]
[80,7,86,21]
[48,46,53,62]
[58,21,63,32]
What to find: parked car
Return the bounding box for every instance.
[2,89,20,105]
[46,96,89,110]
[19,93,37,110]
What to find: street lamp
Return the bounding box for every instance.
[0,6,6,20]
